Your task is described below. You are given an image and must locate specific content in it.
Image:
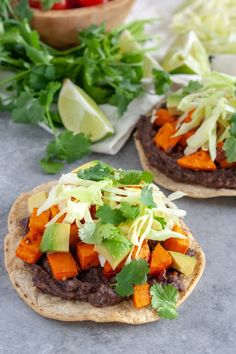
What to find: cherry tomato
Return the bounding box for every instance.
[77,0,107,7]
[29,0,41,9]
[29,1,71,10]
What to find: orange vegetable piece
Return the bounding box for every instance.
[29,208,51,234]
[133,283,151,309]
[16,231,42,264]
[183,110,194,123]
[103,259,126,279]
[47,252,78,281]
[149,243,172,276]
[163,225,190,254]
[76,242,99,270]
[179,129,196,147]
[50,205,65,223]
[177,150,216,171]
[154,108,175,126]
[132,240,150,262]
[153,122,181,153]
[70,223,79,247]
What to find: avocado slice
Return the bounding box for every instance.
[169,251,196,276]
[28,191,47,214]
[40,223,70,253]
[94,235,132,270]
[167,92,184,116]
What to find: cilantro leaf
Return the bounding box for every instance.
[80,222,122,245]
[223,136,236,163]
[119,202,140,221]
[96,205,125,225]
[153,69,172,95]
[77,161,113,181]
[118,170,153,185]
[154,216,167,230]
[12,92,44,124]
[14,0,33,21]
[45,131,91,163]
[141,185,156,208]
[40,159,64,174]
[150,284,179,320]
[182,80,202,96]
[230,113,236,136]
[115,259,149,297]
[41,0,61,10]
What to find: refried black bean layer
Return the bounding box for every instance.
[136,115,236,190]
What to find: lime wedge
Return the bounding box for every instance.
[161,31,210,76]
[119,30,162,78]
[58,79,114,143]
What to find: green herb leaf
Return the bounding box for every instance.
[223,135,236,163]
[153,69,172,95]
[12,92,44,124]
[119,202,140,221]
[230,113,236,136]
[182,80,202,96]
[154,216,167,230]
[40,159,64,174]
[141,185,156,208]
[77,161,114,181]
[14,0,33,21]
[118,170,153,185]
[80,222,122,245]
[96,205,125,225]
[115,259,149,296]
[41,0,61,10]
[150,284,179,320]
[45,131,91,164]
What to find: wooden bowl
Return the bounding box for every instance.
[31,0,136,49]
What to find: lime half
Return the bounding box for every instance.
[58,79,114,143]
[161,31,210,76]
[119,30,162,78]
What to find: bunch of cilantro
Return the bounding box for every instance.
[0,2,171,173]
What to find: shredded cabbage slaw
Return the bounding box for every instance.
[38,165,187,264]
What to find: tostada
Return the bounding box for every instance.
[4,161,205,324]
[135,72,236,198]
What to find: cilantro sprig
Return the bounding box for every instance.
[141,185,156,208]
[77,162,113,181]
[79,222,122,245]
[115,259,149,297]
[223,113,236,163]
[96,203,140,225]
[150,284,179,320]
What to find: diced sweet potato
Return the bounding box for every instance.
[76,242,99,270]
[179,129,196,147]
[29,208,51,234]
[70,223,79,247]
[16,231,42,264]
[163,225,190,254]
[50,205,65,223]
[177,150,216,171]
[47,252,78,281]
[153,122,181,153]
[103,260,126,279]
[133,283,151,309]
[154,109,175,126]
[131,240,150,262]
[149,243,172,276]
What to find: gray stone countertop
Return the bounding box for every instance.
[0,113,236,354]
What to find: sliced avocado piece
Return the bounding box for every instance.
[94,235,132,270]
[28,191,47,214]
[169,251,196,276]
[40,223,70,253]
[167,92,184,116]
